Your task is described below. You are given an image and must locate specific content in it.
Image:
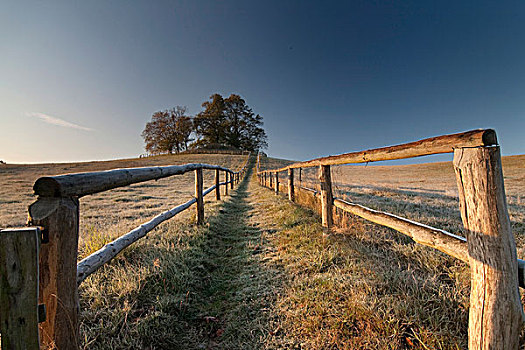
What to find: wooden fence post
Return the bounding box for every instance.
[224,171,228,196]
[0,228,41,349]
[230,172,234,190]
[275,171,279,195]
[28,197,80,349]
[215,169,221,201]
[453,146,523,349]
[299,168,302,187]
[319,165,333,228]
[195,168,204,224]
[288,168,295,202]
[269,172,273,188]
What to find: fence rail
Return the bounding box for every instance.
[257,129,523,350]
[0,155,251,349]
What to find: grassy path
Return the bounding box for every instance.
[80,163,470,349]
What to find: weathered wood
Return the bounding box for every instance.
[319,165,333,228]
[230,172,234,189]
[288,168,294,201]
[333,199,469,262]
[224,171,228,196]
[269,172,273,188]
[77,194,203,284]
[215,169,221,201]
[275,172,279,195]
[195,168,204,225]
[28,197,79,349]
[299,168,302,187]
[261,129,497,173]
[34,163,232,197]
[454,146,523,349]
[0,228,40,350]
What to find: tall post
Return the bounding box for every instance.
[230,172,234,190]
[195,168,204,225]
[288,168,295,201]
[275,171,279,195]
[299,168,302,187]
[269,172,273,188]
[453,146,523,349]
[319,165,333,228]
[215,169,220,201]
[28,197,80,349]
[224,171,228,196]
[0,228,41,349]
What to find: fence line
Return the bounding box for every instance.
[256,129,523,350]
[0,155,251,349]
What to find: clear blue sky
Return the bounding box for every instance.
[1,1,524,163]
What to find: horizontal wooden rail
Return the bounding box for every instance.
[258,129,497,173]
[77,183,223,284]
[34,163,237,197]
[292,184,525,288]
[333,198,469,262]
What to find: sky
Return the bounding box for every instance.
[1,1,524,164]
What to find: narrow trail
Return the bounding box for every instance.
[170,162,289,349]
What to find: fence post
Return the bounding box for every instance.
[319,165,333,228]
[275,171,279,195]
[288,168,295,202]
[195,168,204,225]
[453,146,523,349]
[269,172,273,188]
[230,172,234,190]
[224,171,228,196]
[215,169,221,201]
[0,228,41,349]
[299,168,302,187]
[28,197,80,349]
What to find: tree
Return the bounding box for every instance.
[141,106,193,154]
[194,93,267,151]
[193,94,228,147]
[224,94,267,151]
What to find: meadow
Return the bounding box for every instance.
[0,153,523,349]
[0,154,246,258]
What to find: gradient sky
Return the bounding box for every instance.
[1,1,524,164]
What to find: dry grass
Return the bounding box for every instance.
[297,155,525,257]
[0,153,247,257]
[1,153,524,349]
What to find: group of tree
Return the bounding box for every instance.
[141,94,267,154]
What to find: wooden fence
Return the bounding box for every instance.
[0,155,251,349]
[257,129,524,350]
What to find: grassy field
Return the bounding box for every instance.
[0,154,246,257]
[296,154,525,257]
[1,153,524,348]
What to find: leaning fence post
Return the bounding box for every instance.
[288,168,294,202]
[195,168,204,224]
[453,145,523,349]
[319,165,333,228]
[0,228,41,349]
[28,197,80,349]
[275,171,279,195]
[215,169,220,201]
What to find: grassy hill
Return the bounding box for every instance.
[1,153,524,348]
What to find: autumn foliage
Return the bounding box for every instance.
[142,94,267,154]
